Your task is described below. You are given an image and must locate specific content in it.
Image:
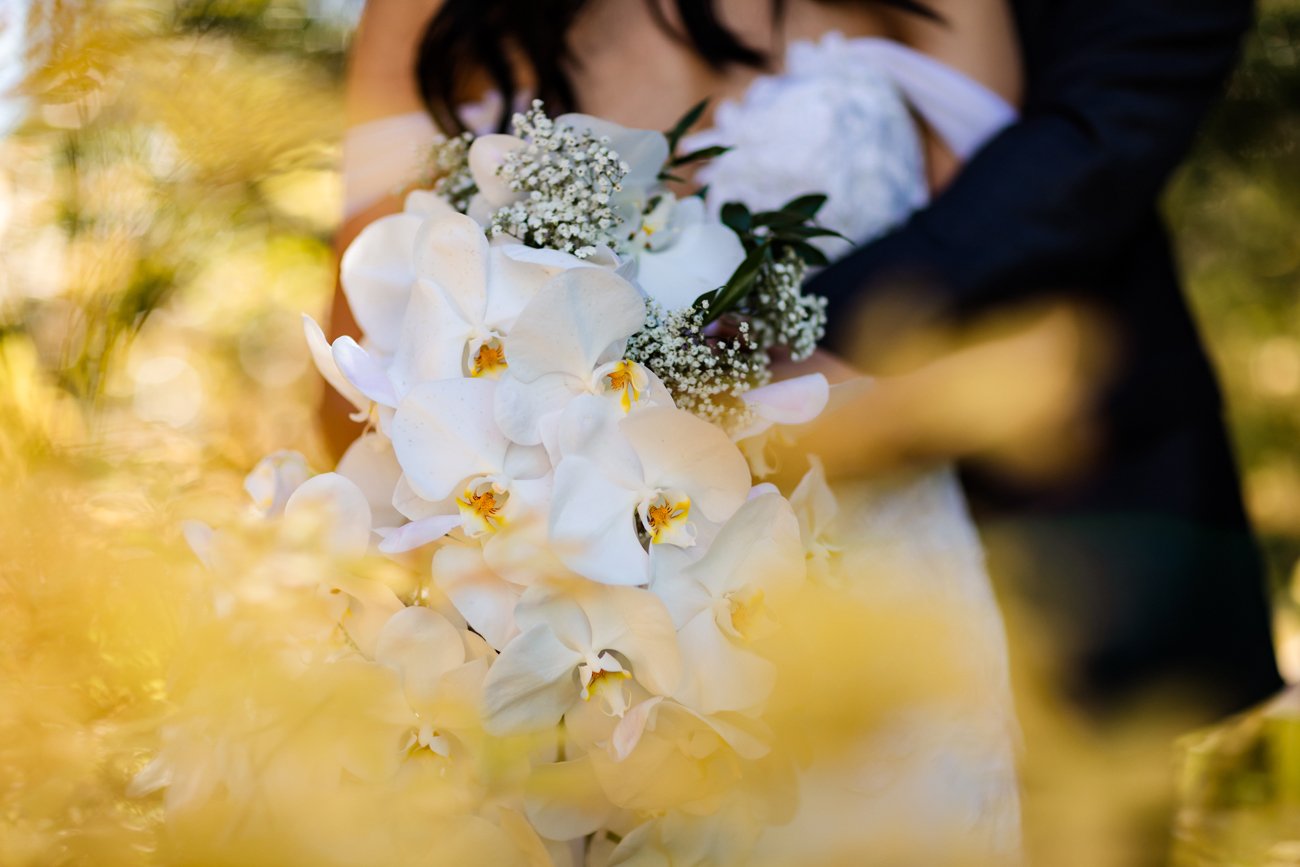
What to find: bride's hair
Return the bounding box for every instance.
[416,0,938,134]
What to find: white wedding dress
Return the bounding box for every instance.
[344,31,1022,863]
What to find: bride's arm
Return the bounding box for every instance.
[321,0,444,456]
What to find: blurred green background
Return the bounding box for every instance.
[1169,0,1300,614]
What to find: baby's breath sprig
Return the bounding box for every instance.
[488,101,629,259]
[626,299,771,431]
[423,132,476,213]
[746,251,828,362]
[690,194,837,360]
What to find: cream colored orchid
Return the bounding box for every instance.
[335,432,405,530]
[480,581,682,736]
[732,372,831,477]
[548,404,751,586]
[789,456,842,584]
[372,606,491,758]
[243,450,313,518]
[494,267,672,448]
[651,493,805,715]
[590,695,772,815]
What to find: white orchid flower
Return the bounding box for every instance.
[323,213,595,424]
[732,372,831,477]
[606,808,764,867]
[789,456,842,584]
[338,210,425,355]
[335,432,405,529]
[494,267,672,448]
[384,214,599,395]
[372,606,489,757]
[481,581,682,735]
[302,315,370,418]
[549,404,751,586]
[282,472,375,560]
[627,193,746,312]
[430,542,522,651]
[244,450,313,518]
[651,493,806,715]
[278,473,413,657]
[385,377,551,554]
[589,695,772,814]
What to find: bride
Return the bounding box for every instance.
[332,0,1025,860]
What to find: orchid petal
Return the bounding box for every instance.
[390,278,472,392]
[331,336,398,408]
[339,212,422,353]
[403,188,457,218]
[468,134,526,207]
[433,543,522,650]
[671,610,775,715]
[505,268,646,384]
[582,585,683,698]
[376,514,462,554]
[734,373,830,440]
[244,450,312,518]
[374,606,467,712]
[481,624,584,735]
[391,378,509,502]
[550,455,648,586]
[283,472,373,559]
[523,756,614,842]
[635,221,746,312]
[336,432,405,529]
[495,372,581,447]
[682,493,805,598]
[303,315,368,412]
[414,213,491,324]
[619,406,750,523]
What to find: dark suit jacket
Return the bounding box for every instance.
[808,0,1280,712]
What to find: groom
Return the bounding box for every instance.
[809,0,1281,715]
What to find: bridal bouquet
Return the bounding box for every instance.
[136,102,847,864]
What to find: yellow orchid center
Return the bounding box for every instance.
[639,492,693,547]
[578,652,632,718]
[727,589,766,642]
[469,336,507,379]
[597,359,649,413]
[457,478,509,537]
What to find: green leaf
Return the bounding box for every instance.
[752,210,805,230]
[671,145,730,167]
[703,242,770,324]
[781,194,829,220]
[720,202,752,234]
[665,99,709,151]
[657,172,688,184]
[789,240,830,267]
[773,225,848,241]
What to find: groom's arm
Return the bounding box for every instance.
[810,0,1254,347]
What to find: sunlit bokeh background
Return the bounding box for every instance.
[1,1,1297,865]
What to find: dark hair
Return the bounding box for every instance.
[416,0,940,134]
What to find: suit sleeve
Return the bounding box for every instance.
[808,0,1255,345]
